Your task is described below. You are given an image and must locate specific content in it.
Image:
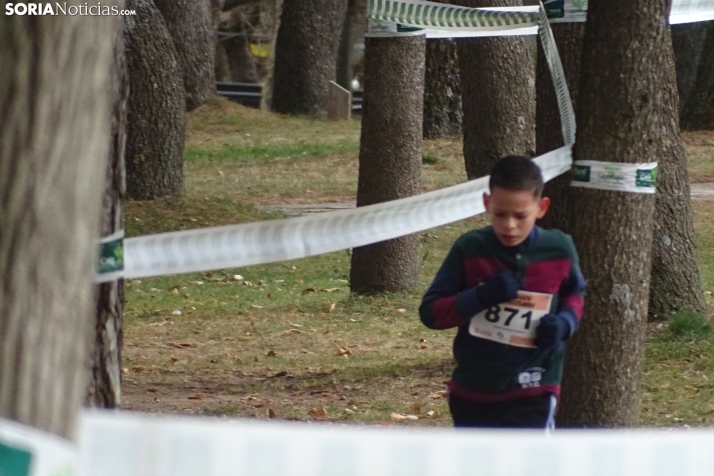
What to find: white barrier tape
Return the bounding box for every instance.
[0,419,77,476]
[545,0,714,23]
[78,410,714,476]
[571,160,658,194]
[123,146,572,279]
[95,229,124,284]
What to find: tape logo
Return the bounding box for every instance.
[543,0,565,18]
[572,164,591,182]
[518,368,544,388]
[636,168,657,188]
[0,442,32,476]
[571,0,587,12]
[598,165,626,183]
[98,237,124,276]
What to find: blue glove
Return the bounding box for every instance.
[474,270,520,309]
[535,313,572,350]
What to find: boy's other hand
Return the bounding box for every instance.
[476,270,520,308]
[535,314,570,350]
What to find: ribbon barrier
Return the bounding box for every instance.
[123,146,572,279]
[0,420,77,476]
[545,0,714,23]
[73,410,714,476]
[571,161,658,194]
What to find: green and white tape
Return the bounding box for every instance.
[571,160,658,194]
[545,0,714,23]
[122,146,572,279]
[0,420,77,476]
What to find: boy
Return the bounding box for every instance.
[419,156,585,429]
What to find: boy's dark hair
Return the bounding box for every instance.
[489,155,544,197]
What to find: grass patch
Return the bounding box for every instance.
[683,131,714,183]
[669,310,712,338]
[185,140,358,164]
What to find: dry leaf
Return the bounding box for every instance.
[329,303,336,313]
[172,288,179,295]
[406,415,419,421]
[170,356,178,362]
[310,407,327,417]
[391,413,408,422]
[234,275,244,281]
[148,388,158,393]
[419,338,427,343]
[268,408,276,418]
[429,390,447,399]
[254,403,266,408]
[251,304,263,309]
[131,366,145,372]
[337,347,352,357]
[411,402,422,414]
[266,350,277,357]
[324,288,339,293]
[121,367,128,374]
[396,309,406,314]
[188,394,205,400]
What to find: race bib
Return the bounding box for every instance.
[468,291,553,348]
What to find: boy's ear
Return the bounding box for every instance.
[483,192,490,210]
[537,196,551,218]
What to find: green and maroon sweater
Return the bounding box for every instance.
[419,226,585,403]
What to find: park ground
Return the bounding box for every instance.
[121,97,714,427]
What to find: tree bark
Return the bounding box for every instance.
[336,0,367,90]
[558,0,670,428]
[155,0,216,112]
[535,23,585,232]
[125,0,186,200]
[671,22,708,116]
[350,35,426,294]
[648,27,707,321]
[681,22,714,131]
[0,8,117,439]
[423,38,463,139]
[86,20,128,409]
[454,0,536,180]
[259,0,284,110]
[212,0,233,82]
[271,0,348,115]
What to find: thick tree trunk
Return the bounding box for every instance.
[155,0,216,112]
[558,0,670,428]
[648,28,707,321]
[125,0,186,200]
[423,38,463,139]
[671,22,708,116]
[336,0,367,90]
[350,36,426,294]
[535,23,584,232]
[454,0,536,180]
[0,8,117,439]
[86,22,128,409]
[212,0,232,82]
[681,23,714,131]
[271,0,348,115]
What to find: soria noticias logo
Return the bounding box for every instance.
[4,3,136,16]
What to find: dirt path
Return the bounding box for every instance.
[261,183,714,216]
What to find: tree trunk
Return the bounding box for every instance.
[423,38,463,139]
[336,0,367,90]
[350,35,426,294]
[271,0,348,115]
[558,0,670,428]
[125,0,186,200]
[212,0,233,82]
[454,0,536,180]
[259,0,284,110]
[681,23,714,131]
[155,0,216,112]
[648,27,708,321]
[0,8,117,439]
[535,23,585,232]
[671,22,708,116]
[86,20,128,409]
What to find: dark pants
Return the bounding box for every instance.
[448,393,556,429]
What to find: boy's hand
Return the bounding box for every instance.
[535,313,571,350]
[475,270,520,308]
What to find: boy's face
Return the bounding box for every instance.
[483,187,550,247]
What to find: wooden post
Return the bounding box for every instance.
[328,80,352,120]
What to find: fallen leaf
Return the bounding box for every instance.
[429,390,447,399]
[268,408,276,418]
[324,288,339,293]
[310,407,327,417]
[148,388,158,393]
[396,309,406,314]
[337,347,352,357]
[234,275,245,281]
[251,304,263,309]
[266,350,277,357]
[329,303,336,313]
[188,394,205,400]
[172,288,179,295]
[406,415,419,421]
[411,402,422,414]
[121,367,128,374]
[420,338,427,343]
[131,366,145,372]
[170,356,178,362]
[391,413,408,422]
[254,403,266,408]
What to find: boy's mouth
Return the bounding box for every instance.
[500,234,518,244]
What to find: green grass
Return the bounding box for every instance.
[121,97,714,427]
[669,310,712,338]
